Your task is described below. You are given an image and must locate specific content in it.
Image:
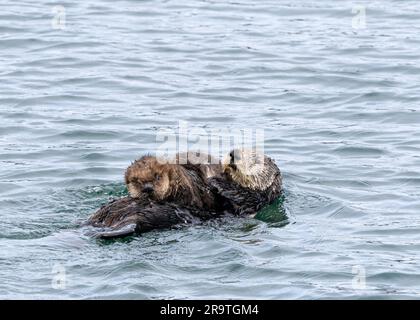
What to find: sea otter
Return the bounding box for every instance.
[209,148,282,215]
[87,149,282,238]
[124,154,221,210]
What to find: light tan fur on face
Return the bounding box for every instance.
[125,156,173,201]
[223,149,280,191]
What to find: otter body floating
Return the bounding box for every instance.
[86,196,221,239]
[87,150,282,239]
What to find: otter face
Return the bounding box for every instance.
[223,149,273,191]
[125,156,173,201]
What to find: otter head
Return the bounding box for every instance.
[125,156,174,201]
[223,148,279,191]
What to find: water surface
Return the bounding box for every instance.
[1,0,420,299]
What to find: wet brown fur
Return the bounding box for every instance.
[124,155,219,210]
[86,195,222,239]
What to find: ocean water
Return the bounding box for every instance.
[1,0,420,299]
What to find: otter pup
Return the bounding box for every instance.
[87,149,282,238]
[124,154,219,210]
[87,152,225,238]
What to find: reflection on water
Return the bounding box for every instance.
[254,196,289,225]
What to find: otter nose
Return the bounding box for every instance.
[142,183,154,193]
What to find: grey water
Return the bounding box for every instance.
[1,0,420,299]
